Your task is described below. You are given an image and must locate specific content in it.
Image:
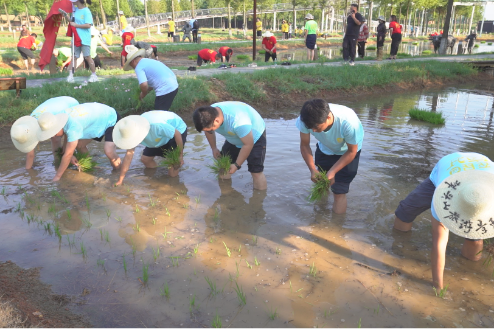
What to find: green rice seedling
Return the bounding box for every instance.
[148,194,156,207]
[308,170,331,202]
[422,50,432,55]
[123,254,127,273]
[223,242,231,257]
[195,195,201,204]
[245,260,252,269]
[82,218,92,229]
[101,192,107,201]
[233,281,246,305]
[26,214,35,223]
[1,186,5,195]
[44,222,52,232]
[134,204,140,213]
[489,42,493,45]
[268,307,278,320]
[433,284,449,298]
[161,147,182,169]
[162,226,172,239]
[152,218,156,225]
[131,241,137,258]
[309,262,318,278]
[36,203,41,211]
[99,228,104,240]
[160,282,170,299]
[141,263,149,285]
[213,208,220,223]
[66,234,75,248]
[412,42,419,45]
[189,294,196,313]
[54,223,62,240]
[366,46,376,50]
[97,259,105,267]
[475,44,480,47]
[115,216,122,222]
[85,193,90,210]
[19,210,24,219]
[237,54,250,60]
[170,256,180,267]
[374,304,380,314]
[402,41,409,44]
[208,155,232,177]
[188,54,198,60]
[211,312,222,328]
[182,203,189,209]
[74,151,97,172]
[358,318,362,328]
[48,204,56,215]
[252,235,257,245]
[194,243,199,254]
[481,40,486,44]
[152,245,160,262]
[409,108,445,124]
[24,192,34,204]
[235,261,240,278]
[80,241,87,257]
[238,245,241,253]
[134,222,140,232]
[106,209,111,219]
[254,256,260,266]
[275,247,282,255]
[66,209,72,220]
[15,202,21,213]
[51,189,68,203]
[105,231,110,244]
[165,208,170,216]
[205,276,218,297]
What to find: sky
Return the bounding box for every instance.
[484,3,494,20]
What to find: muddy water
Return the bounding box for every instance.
[2,85,494,327]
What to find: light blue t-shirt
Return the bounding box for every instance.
[295,103,364,155]
[73,7,93,46]
[430,152,494,221]
[141,111,187,148]
[135,58,178,97]
[63,103,117,142]
[189,19,196,29]
[212,101,266,148]
[31,96,79,118]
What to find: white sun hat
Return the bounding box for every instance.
[36,112,68,141]
[433,170,494,239]
[305,13,314,20]
[112,115,150,150]
[119,10,124,15]
[262,31,273,38]
[123,45,146,71]
[11,116,40,153]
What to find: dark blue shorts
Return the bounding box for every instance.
[306,34,317,50]
[220,130,266,173]
[93,112,122,143]
[142,130,187,157]
[314,145,361,194]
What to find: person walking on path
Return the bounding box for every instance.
[256,18,262,40]
[296,99,364,214]
[261,31,277,62]
[84,26,112,70]
[11,96,79,170]
[393,152,494,290]
[182,23,192,42]
[304,14,318,61]
[342,4,363,66]
[218,46,233,63]
[193,101,267,190]
[465,30,477,54]
[376,16,387,61]
[357,18,369,58]
[197,48,220,66]
[17,33,37,70]
[113,111,188,184]
[34,103,129,182]
[67,0,98,83]
[124,46,179,111]
[167,17,175,42]
[388,15,402,60]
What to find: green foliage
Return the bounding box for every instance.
[409,108,445,124]
[188,54,198,60]
[75,152,97,172]
[208,155,231,176]
[0,67,13,76]
[366,46,376,50]
[421,50,432,55]
[211,312,222,328]
[259,50,266,54]
[214,72,265,101]
[308,170,331,202]
[161,146,182,169]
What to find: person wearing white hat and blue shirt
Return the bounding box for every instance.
[10,96,80,169]
[35,103,131,182]
[112,111,187,185]
[393,152,494,290]
[124,45,179,111]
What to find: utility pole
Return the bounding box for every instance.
[480,3,486,36]
[172,0,175,21]
[253,0,256,61]
[439,0,453,54]
[144,0,150,37]
[116,0,121,30]
[468,6,474,33]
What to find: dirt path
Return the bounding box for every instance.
[0,261,91,328]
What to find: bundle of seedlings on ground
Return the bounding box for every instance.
[481,240,494,276]
[236,54,250,60]
[307,170,331,202]
[366,46,376,50]
[161,147,182,169]
[188,55,198,60]
[422,50,432,55]
[74,151,97,172]
[409,108,445,124]
[207,155,231,177]
[53,147,64,166]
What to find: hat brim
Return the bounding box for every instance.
[112,115,150,150]
[123,49,146,71]
[36,113,68,141]
[11,116,40,153]
[433,170,494,239]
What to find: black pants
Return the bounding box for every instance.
[390,33,402,56]
[357,41,366,58]
[192,30,198,43]
[84,54,102,69]
[154,88,178,111]
[264,51,277,62]
[377,36,385,47]
[342,35,357,61]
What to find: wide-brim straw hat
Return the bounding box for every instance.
[36,112,68,141]
[123,45,146,71]
[305,13,314,20]
[11,116,40,153]
[432,170,494,239]
[112,115,150,150]
[262,31,273,38]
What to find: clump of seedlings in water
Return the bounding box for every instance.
[161,147,182,170]
[54,223,62,240]
[409,108,445,125]
[254,256,260,266]
[308,170,331,202]
[85,193,90,210]
[205,276,219,297]
[245,260,252,269]
[152,245,160,262]
[189,294,196,314]
[80,241,87,257]
[268,307,278,320]
[82,218,92,229]
[433,285,449,298]
[233,281,246,305]
[134,222,140,232]
[207,155,232,177]
[106,209,111,219]
[141,262,149,285]
[1,186,6,195]
[134,205,140,213]
[74,151,97,172]
[165,208,170,216]
[66,209,72,220]
[115,216,122,222]
[309,262,318,278]
[148,194,156,207]
[160,282,170,299]
[211,312,222,328]
[123,255,127,273]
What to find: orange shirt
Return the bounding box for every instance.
[389,21,402,34]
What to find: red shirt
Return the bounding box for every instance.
[262,36,277,53]
[198,49,217,62]
[389,21,402,34]
[17,36,36,49]
[121,32,134,56]
[218,46,232,56]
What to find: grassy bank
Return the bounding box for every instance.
[0,60,479,124]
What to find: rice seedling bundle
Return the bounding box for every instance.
[409,108,445,125]
[188,54,198,60]
[307,170,331,202]
[259,50,266,54]
[366,46,376,50]
[236,54,250,60]
[421,50,432,55]
[161,147,182,169]
[132,89,142,109]
[74,152,97,172]
[207,155,231,176]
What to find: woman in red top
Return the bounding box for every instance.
[17,33,37,70]
[197,49,220,66]
[218,46,233,63]
[388,15,402,60]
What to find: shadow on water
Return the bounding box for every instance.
[1,82,494,327]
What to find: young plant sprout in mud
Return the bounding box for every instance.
[205,276,219,297]
[208,155,232,178]
[308,170,331,202]
[161,147,182,170]
[268,308,278,320]
[66,209,71,220]
[148,194,156,207]
[233,281,246,305]
[51,189,68,203]
[1,186,6,195]
[123,255,127,274]
[132,242,137,258]
[235,261,240,278]
[195,195,201,204]
[162,226,172,240]
[252,235,258,245]
[80,241,87,257]
[275,247,282,255]
[374,304,380,314]
[245,260,252,269]
[115,216,122,222]
[170,256,180,267]
[165,208,171,216]
[309,262,318,278]
[101,192,107,201]
[223,242,231,257]
[152,218,156,225]
[211,312,222,328]
[189,294,196,314]
[409,108,445,125]
[254,256,260,266]
[54,223,62,240]
[106,209,111,219]
[97,259,105,267]
[141,263,149,285]
[433,285,449,298]
[15,202,21,213]
[134,223,140,232]
[66,234,75,248]
[358,318,362,328]
[74,151,97,172]
[105,231,110,244]
[44,222,52,232]
[194,244,199,255]
[99,228,104,240]
[82,218,92,229]
[160,282,170,299]
[152,246,160,262]
[134,205,140,213]
[48,204,56,215]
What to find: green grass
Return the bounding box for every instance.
[308,170,331,202]
[268,307,278,320]
[74,152,97,172]
[188,54,198,60]
[409,108,445,124]
[207,155,232,177]
[422,50,432,55]
[0,67,13,75]
[214,72,265,101]
[366,46,376,50]
[161,146,182,169]
[259,49,266,54]
[236,54,250,60]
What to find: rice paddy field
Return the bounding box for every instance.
[1,82,494,327]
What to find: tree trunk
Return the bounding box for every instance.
[172,0,175,21]
[439,0,453,54]
[24,3,30,29]
[4,1,12,32]
[468,6,474,34]
[144,0,151,36]
[191,0,195,19]
[243,0,246,35]
[405,0,410,34]
[99,0,107,29]
[116,0,121,30]
[343,0,348,33]
[412,8,417,36]
[368,2,373,32]
[228,2,232,36]
[389,5,393,19]
[398,2,402,22]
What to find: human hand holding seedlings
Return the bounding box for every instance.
[53,140,78,181]
[228,132,254,174]
[70,156,81,172]
[212,147,221,159]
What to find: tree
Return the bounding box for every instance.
[438,0,453,54]
[128,0,144,16]
[144,0,150,36]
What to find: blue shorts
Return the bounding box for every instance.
[306,34,317,50]
[314,145,361,194]
[74,45,91,58]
